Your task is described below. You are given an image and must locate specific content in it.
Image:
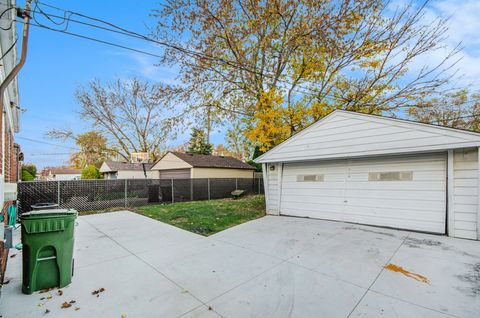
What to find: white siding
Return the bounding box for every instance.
[152,152,192,170]
[453,148,478,239]
[257,111,480,163]
[191,168,254,179]
[280,153,447,233]
[117,170,157,179]
[54,174,81,181]
[266,163,280,214]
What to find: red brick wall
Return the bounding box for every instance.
[0,114,19,183]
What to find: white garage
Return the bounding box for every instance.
[256,110,480,240]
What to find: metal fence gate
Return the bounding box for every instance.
[17,177,264,214]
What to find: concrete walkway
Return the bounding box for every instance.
[1,211,479,317]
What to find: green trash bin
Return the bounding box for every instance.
[20,209,77,294]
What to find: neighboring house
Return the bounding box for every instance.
[151,152,255,179]
[100,161,156,179]
[257,109,480,241]
[41,167,82,181]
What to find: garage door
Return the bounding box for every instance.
[280,153,447,233]
[160,169,190,179]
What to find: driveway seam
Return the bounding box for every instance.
[346,233,410,318]
[367,290,462,318]
[199,259,290,307]
[83,216,281,318]
[198,233,347,315]
[82,217,210,312]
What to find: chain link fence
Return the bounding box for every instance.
[17,177,264,214]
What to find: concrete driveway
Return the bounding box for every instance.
[1,211,479,318]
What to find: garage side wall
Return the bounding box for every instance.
[453,148,479,240]
[266,163,280,214]
[191,168,254,178]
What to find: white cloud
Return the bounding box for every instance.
[420,0,480,89]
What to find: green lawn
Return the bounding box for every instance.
[136,195,266,236]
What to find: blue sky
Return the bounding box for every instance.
[14,0,480,169]
[16,0,207,168]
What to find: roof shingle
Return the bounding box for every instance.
[104,161,155,172]
[170,152,254,170]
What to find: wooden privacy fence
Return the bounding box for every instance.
[17,178,264,214]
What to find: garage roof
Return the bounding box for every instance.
[170,152,254,170]
[256,110,480,163]
[100,161,155,172]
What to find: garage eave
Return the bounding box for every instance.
[256,110,480,164]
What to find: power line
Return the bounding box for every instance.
[0,6,16,30]
[0,36,17,60]
[24,20,165,59]
[30,152,72,156]
[27,1,347,103]
[16,136,79,150]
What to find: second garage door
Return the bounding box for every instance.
[159,169,191,179]
[280,153,447,233]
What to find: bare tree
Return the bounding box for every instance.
[75,78,180,161]
[409,89,480,130]
[152,0,462,149]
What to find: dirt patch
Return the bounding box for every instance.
[384,263,430,284]
[171,216,188,224]
[404,237,442,248]
[404,238,478,259]
[342,226,395,237]
[456,263,480,296]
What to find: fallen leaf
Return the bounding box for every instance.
[9,254,16,258]
[208,306,212,310]
[58,290,63,296]
[40,297,45,301]
[45,309,50,314]
[40,288,54,293]
[121,315,127,318]
[61,302,72,309]
[75,307,80,311]
[92,287,106,296]
[69,300,76,304]
[46,295,53,300]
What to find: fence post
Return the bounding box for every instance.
[124,179,128,208]
[171,179,174,203]
[57,181,61,206]
[235,178,238,190]
[190,179,193,201]
[207,178,210,200]
[258,177,261,194]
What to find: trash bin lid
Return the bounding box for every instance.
[31,203,60,210]
[22,209,77,218]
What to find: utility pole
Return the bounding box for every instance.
[206,104,211,145]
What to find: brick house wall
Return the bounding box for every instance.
[1,110,20,220]
[0,110,20,282]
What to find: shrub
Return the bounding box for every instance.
[81,164,101,180]
[21,169,34,181]
[21,163,37,180]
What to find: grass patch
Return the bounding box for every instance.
[136,195,265,236]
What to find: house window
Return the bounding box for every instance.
[297,174,324,182]
[368,171,413,181]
